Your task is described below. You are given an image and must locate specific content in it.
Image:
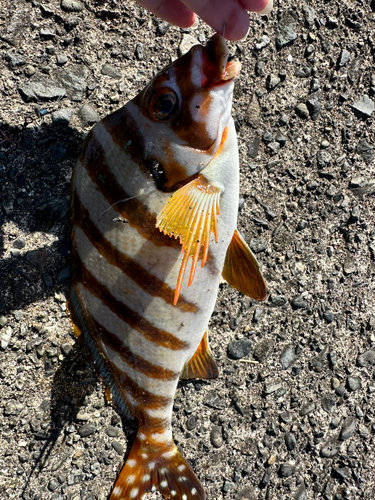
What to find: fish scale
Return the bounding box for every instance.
[69,34,266,500]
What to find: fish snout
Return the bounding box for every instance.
[203,34,241,86]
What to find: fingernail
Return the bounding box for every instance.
[257,0,273,16]
[190,16,199,29]
[238,26,250,42]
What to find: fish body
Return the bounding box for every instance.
[69,34,266,500]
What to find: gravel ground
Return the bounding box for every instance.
[1,1,375,499]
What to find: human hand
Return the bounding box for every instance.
[135,0,273,41]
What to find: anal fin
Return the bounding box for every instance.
[223,229,267,300]
[180,330,219,380]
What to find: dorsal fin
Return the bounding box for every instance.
[223,229,267,300]
[180,330,219,380]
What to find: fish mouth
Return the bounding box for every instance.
[202,33,241,87]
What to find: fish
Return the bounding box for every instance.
[68,33,266,500]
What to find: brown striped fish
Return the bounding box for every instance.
[68,33,266,500]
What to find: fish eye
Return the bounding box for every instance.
[150,88,179,121]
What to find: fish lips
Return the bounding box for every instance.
[202,33,241,88]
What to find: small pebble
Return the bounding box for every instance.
[323,310,334,323]
[340,416,356,441]
[186,415,197,431]
[61,0,84,12]
[40,28,55,39]
[0,326,12,350]
[56,54,68,65]
[280,345,298,370]
[294,483,307,500]
[285,432,297,451]
[250,237,267,254]
[295,66,311,78]
[13,238,25,249]
[227,339,251,360]
[101,64,121,79]
[105,426,119,437]
[352,95,374,118]
[24,65,36,77]
[321,395,335,413]
[48,479,60,492]
[357,350,375,367]
[259,469,271,488]
[335,385,346,397]
[253,308,263,323]
[264,380,283,395]
[253,339,273,362]
[330,418,339,429]
[333,466,351,481]
[78,423,96,438]
[112,441,124,456]
[223,480,235,493]
[338,49,351,67]
[266,74,281,90]
[291,295,307,309]
[210,426,223,448]
[355,405,364,418]
[320,439,340,458]
[52,108,73,126]
[347,376,361,392]
[279,461,296,477]
[78,104,99,125]
[280,411,292,424]
[157,21,170,36]
[295,103,309,119]
[270,294,287,307]
[299,402,315,416]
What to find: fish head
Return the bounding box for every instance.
[133,34,241,191]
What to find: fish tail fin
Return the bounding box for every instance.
[109,434,205,500]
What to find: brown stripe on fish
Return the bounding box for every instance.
[79,132,180,248]
[101,104,148,178]
[117,371,173,410]
[165,49,216,151]
[68,283,136,419]
[90,315,180,381]
[69,289,174,415]
[73,253,189,352]
[102,99,191,193]
[73,191,198,313]
[136,47,215,151]
[135,412,172,436]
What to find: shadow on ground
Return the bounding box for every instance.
[0,119,141,498]
[0,120,83,315]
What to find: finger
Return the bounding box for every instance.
[239,0,273,15]
[180,0,244,40]
[183,0,272,40]
[135,0,196,28]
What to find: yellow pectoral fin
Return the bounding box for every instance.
[223,229,267,300]
[156,175,221,304]
[180,331,219,380]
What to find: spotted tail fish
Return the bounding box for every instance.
[68,33,266,500]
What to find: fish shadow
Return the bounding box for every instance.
[0,120,83,316]
[22,342,139,499]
